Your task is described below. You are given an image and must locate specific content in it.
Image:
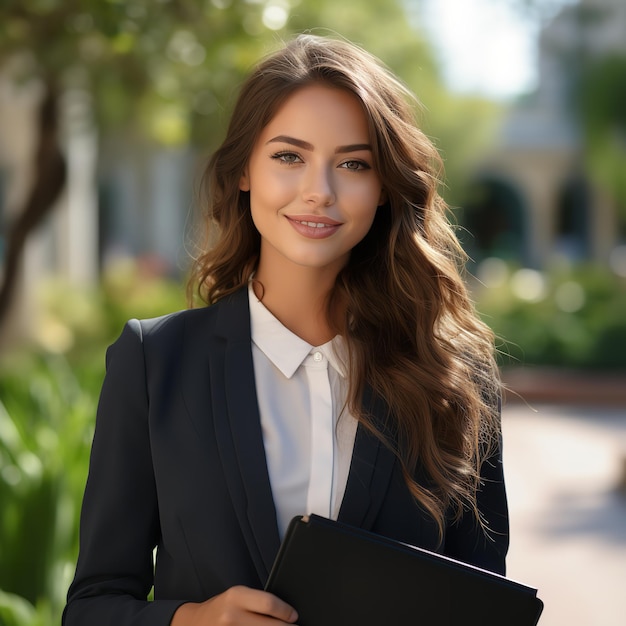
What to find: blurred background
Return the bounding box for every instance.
[0,0,624,624]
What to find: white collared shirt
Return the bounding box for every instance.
[248,283,358,539]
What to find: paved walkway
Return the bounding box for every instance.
[502,403,626,626]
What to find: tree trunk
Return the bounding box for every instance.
[0,80,67,328]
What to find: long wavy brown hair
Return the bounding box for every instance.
[189,34,501,539]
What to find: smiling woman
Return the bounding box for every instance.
[63,34,509,626]
[239,84,384,343]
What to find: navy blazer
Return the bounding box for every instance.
[63,287,509,626]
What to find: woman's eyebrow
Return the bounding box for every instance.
[266,135,313,150]
[335,143,372,154]
[266,135,372,154]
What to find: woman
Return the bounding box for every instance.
[64,34,508,626]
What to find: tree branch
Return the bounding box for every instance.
[0,79,67,329]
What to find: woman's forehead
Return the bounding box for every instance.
[258,84,371,145]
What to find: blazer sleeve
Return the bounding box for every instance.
[63,320,185,626]
[444,442,509,575]
[442,399,510,576]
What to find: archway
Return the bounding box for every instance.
[460,176,530,266]
[555,173,591,261]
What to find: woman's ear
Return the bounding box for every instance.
[239,170,250,192]
[378,188,388,207]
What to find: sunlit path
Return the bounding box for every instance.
[503,403,626,626]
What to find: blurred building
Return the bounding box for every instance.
[463,0,626,269]
[0,76,193,350]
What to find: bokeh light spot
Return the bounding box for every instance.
[554,281,585,313]
[511,268,547,302]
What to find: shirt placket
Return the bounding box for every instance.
[304,349,334,519]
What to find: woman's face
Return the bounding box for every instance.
[240,83,384,278]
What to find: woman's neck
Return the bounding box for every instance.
[253,261,342,346]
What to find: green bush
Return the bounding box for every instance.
[474,261,626,370]
[0,265,185,626]
[0,354,94,625]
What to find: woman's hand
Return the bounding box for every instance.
[170,585,299,625]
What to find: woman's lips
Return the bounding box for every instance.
[286,215,342,239]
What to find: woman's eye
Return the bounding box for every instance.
[340,160,369,171]
[272,152,301,164]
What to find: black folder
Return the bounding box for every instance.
[265,514,543,626]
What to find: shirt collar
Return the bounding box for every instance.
[248,282,347,379]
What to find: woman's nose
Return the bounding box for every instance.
[302,165,336,207]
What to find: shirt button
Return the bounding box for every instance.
[313,351,323,362]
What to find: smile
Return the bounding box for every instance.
[286,215,342,239]
[292,220,335,228]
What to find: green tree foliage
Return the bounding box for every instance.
[0,0,487,151]
[0,1,274,146]
[577,55,626,221]
[0,0,273,325]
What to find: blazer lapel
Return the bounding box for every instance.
[210,288,280,582]
[338,385,397,529]
[208,288,397,576]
